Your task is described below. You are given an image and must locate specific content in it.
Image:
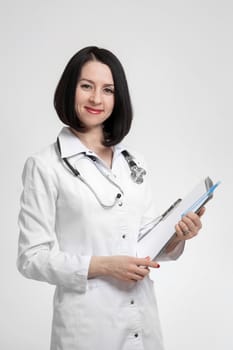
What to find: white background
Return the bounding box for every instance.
[1,1,233,349]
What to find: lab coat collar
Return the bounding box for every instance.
[57,127,89,158]
[57,127,127,159]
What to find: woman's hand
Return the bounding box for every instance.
[175,207,206,241]
[88,255,160,281]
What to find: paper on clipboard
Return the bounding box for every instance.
[137,177,220,260]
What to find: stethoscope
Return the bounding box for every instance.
[56,138,146,209]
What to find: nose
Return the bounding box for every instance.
[89,88,102,105]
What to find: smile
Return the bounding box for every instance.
[85,107,103,115]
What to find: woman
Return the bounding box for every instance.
[17,46,204,350]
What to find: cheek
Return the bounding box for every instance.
[107,96,115,112]
[75,90,85,109]
[74,91,79,106]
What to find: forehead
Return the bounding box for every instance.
[80,60,114,84]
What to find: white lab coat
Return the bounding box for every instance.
[17,127,184,350]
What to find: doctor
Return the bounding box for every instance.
[17,46,204,350]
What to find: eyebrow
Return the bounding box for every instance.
[79,78,114,87]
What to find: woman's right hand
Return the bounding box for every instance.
[88,255,160,282]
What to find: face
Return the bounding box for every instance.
[74,60,115,130]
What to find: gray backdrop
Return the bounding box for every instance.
[1,0,232,349]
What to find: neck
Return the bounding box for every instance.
[70,127,105,150]
[70,127,113,168]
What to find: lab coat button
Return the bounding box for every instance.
[122,234,126,239]
[134,333,139,338]
[118,201,123,206]
[130,300,134,304]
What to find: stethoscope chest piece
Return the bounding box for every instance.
[130,165,146,184]
[121,150,146,184]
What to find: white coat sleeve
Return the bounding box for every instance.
[17,157,91,293]
[139,161,185,262]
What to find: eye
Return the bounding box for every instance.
[80,83,92,91]
[103,87,114,95]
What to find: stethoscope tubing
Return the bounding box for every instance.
[84,156,124,195]
[56,137,146,208]
[78,173,122,209]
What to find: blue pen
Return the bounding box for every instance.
[181,181,221,217]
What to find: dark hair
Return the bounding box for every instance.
[54,46,133,146]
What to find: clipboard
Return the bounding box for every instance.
[137,177,220,260]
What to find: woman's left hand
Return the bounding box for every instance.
[175,207,206,241]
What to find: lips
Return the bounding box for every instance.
[85,106,103,114]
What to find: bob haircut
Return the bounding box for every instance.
[54,46,133,146]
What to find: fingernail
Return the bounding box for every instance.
[145,256,151,260]
[157,264,160,268]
